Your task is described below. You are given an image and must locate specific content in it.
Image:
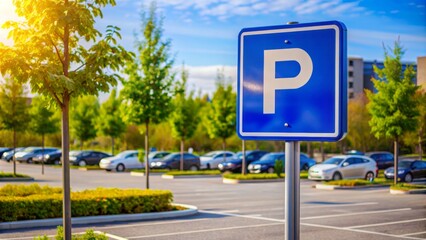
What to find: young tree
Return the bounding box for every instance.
[71,95,99,150]
[30,96,60,174]
[169,66,200,170]
[0,1,132,237]
[204,70,236,166]
[366,41,419,184]
[97,89,126,155]
[121,3,174,189]
[0,77,30,176]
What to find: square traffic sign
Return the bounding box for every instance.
[237,21,347,141]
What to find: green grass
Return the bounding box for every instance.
[164,170,221,176]
[324,178,391,187]
[390,183,426,191]
[0,172,31,178]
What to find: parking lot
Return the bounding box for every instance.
[0,161,425,240]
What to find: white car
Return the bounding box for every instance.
[99,150,142,172]
[200,151,236,170]
[308,155,377,181]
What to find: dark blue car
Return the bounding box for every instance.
[218,150,268,173]
[384,160,426,182]
[248,152,317,173]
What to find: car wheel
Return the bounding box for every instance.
[302,164,309,171]
[78,160,87,167]
[332,172,342,181]
[365,171,375,181]
[267,167,274,174]
[116,164,125,172]
[54,160,60,165]
[189,165,199,171]
[27,158,33,164]
[206,163,211,170]
[404,173,413,183]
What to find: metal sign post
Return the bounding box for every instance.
[285,141,300,240]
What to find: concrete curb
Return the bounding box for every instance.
[389,189,426,194]
[0,177,34,182]
[130,172,166,176]
[162,174,221,179]
[0,203,198,230]
[222,178,284,184]
[315,184,390,190]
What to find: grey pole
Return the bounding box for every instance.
[285,141,300,240]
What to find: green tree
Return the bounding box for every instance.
[0,77,30,176]
[97,89,126,155]
[169,66,200,170]
[71,95,99,150]
[0,1,132,236]
[204,70,236,164]
[30,96,60,174]
[366,41,419,184]
[121,3,174,189]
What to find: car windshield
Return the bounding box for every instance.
[116,151,137,158]
[162,153,179,161]
[323,157,344,165]
[399,161,413,168]
[203,151,220,157]
[23,147,38,153]
[259,153,283,161]
[69,151,81,157]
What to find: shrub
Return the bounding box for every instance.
[0,185,173,222]
[35,226,107,240]
[164,170,221,176]
[274,160,284,177]
[325,178,391,186]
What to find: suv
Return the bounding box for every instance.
[365,151,394,170]
[218,150,268,173]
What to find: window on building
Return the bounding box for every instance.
[349,71,353,77]
[349,82,354,88]
[349,60,353,66]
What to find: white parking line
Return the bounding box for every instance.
[302,202,378,209]
[94,231,128,240]
[199,210,285,223]
[403,231,426,236]
[95,218,210,230]
[302,222,425,240]
[126,222,283,239]
[347,218,426,229]
[301,208,412,220]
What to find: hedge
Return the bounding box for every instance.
[0,184,173,222]
[223,172,309,180]
[324,178,391,187]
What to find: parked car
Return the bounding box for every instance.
[384,160,426,182]
[308,155,377,181]
[0,147,12,159]
[148,151,170,162]
[365,151,394,170]
[33,150,62,165]
[1,147,25,162]
[69,150,111,167]
[200,151,236,170]
[15,147,59,163]
[218,150,268,173]
[248,152,316,173]
[99,150,141,172]
[150,152,200,171]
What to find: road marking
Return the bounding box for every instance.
[94,231,128,240]
[302,222,425,240]
[301,208,412,220]
[199,210,285,223]
[302,202,378,209]
[95,218,210,230]
[347,218,426,229]
[126,222,283,239]
[402,231,426,236]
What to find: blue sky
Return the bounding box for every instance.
[1,0,425,97]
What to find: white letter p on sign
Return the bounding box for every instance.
[263,48,313,114]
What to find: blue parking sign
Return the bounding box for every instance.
[237,21,347,141]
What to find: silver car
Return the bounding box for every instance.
[308,155,377,181]
[200,151,236,170]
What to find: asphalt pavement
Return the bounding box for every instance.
[0,161,425,240]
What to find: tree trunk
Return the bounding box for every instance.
[419,130,423,160]
[61,93,72,240]
[394,138,399,185]
[145,121,150,189]
[320,142,325,162]
[180,139,184,171]
[242,140,246,175]
[13,127,16,176]
[42,134,45,175]
[111,137,115,155]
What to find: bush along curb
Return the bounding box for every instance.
[0,203,198,230]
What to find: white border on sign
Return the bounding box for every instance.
[238,24,341,138]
